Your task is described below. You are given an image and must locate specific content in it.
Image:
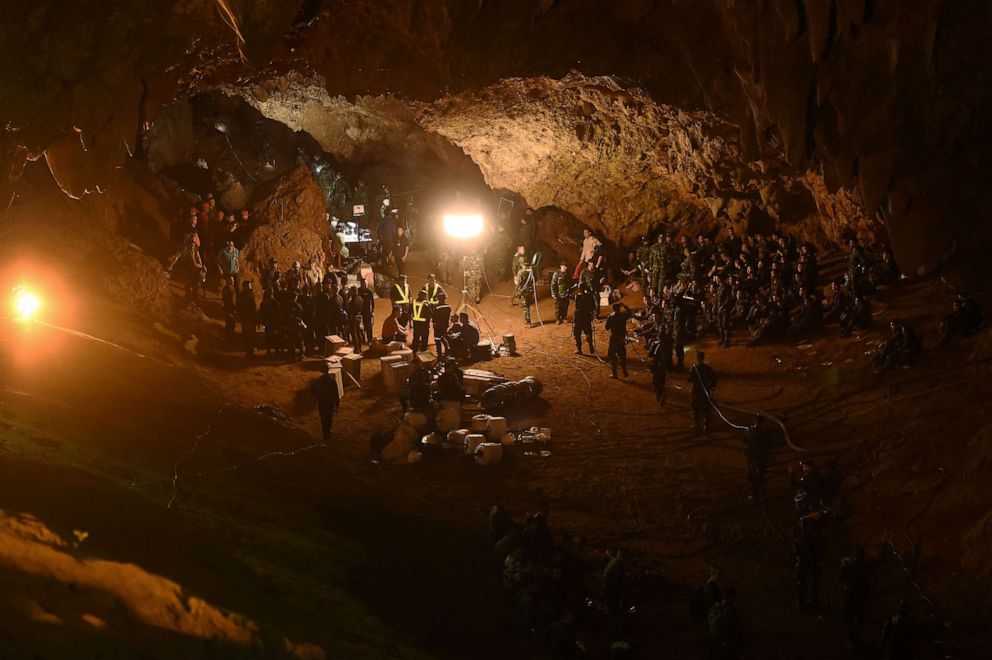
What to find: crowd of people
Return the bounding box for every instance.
[156,186,988,658]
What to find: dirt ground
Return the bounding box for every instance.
[1,248,990,659]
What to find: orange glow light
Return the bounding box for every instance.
[12,288,41,320]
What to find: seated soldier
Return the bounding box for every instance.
[839,295,872,336]
[942,292,986,343]
[874,321,922,374]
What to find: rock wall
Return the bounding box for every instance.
[416,74,882,247]
[1,0,990,288]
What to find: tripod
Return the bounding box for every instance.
[456,257,500,348]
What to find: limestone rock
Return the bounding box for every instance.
[240,165,328,285]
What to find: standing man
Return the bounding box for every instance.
[605,302,633,378]
[573,285,596,355]
[392,226,410,277]
[550,261,572,324]
[838,545,888,652]
[236,280,257,357]
[510,245,529,305]
[358,278,375,345]
[649,338,669,404]
[432,292,452,355]
[744,415,766,503]
[410,289,432,354]
[311,362,341,442]
[216,240,240,293]
[520,277,535,328]
[221,276,237,344]
[794,510,825,613]
[420,273,446,305]
[390,274,411,324]
[575,228,601,279]
[688,350,717,434]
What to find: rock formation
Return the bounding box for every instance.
[240,165,328,285]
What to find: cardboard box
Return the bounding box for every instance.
[341,352,362,380]
[326,335,348,353]
[384,361,412,394]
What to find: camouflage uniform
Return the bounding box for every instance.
[510,252,530,303]
[716,281,734,346]
[650,239,669,299]
[636,241,653,287]
[462,256,483,304]
[437,250,452,284]
[549,269,572,323]
[521,281,534,326]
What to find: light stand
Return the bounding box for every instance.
[457,256,500,346]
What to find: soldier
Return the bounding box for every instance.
[520,276,535,328]
[649,234,667,299]
[345,286,364,353]
[716,276,734,347]
[358,278,375,344]
[635,235,653,290]
[743,415,766,503]
[605,302,633,378]
[688,350,717,434]
[672,298,687,371]
[410,289,432,353]
[880,601,915,660]
[839,294,872,336]
[221,276,237,344]
[706,587,743,660]
[573,285,597,354]
[794,509,825,612]
[311,362,340,442]
[550,261,572,324]
[463,254,484,305]
[237,280,257,357]
[649,337,669,404]
[510,245,529,305]
[792,458,825,514]
[838,544,888,651]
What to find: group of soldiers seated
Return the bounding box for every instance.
[620,229,910,374]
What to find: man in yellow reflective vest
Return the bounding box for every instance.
[389,274,411,324]
[420,273,446,305]
[410,289,432,353]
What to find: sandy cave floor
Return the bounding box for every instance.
[0,249,990,659]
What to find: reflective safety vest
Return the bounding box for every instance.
[412,300,429,322]
[394,283,410,304]
[423,283,442,304]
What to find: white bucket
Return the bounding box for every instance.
[475,443,504,466]
[486,416,508,439]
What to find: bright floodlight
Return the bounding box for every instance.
[12,288,40,320]
[443,213,484,239]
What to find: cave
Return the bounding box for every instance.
[1,1,991,658]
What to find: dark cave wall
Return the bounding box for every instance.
[1,0,991,288]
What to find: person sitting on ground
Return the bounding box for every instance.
[839,294,872,336]
[873,320,922,374]
[381,304,407,343]
[941,292,986,343]
[444,311,480,358]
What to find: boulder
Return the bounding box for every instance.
[240,165,328,286]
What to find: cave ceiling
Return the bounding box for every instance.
[1,0,990,283]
